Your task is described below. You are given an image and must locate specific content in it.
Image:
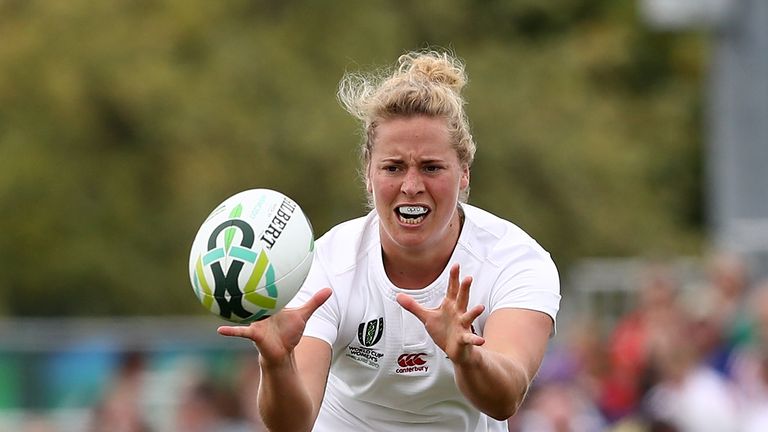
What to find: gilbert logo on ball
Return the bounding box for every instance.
[189,189,314,323]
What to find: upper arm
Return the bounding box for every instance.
[482,308,553,382]
[294,335,333,421]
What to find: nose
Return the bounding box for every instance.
[400,168,424,196]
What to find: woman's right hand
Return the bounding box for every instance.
[217,287,332,367]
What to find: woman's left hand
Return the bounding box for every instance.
[396,263,486,365]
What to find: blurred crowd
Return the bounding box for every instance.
[8,253,768,432]
[85,351,267,432]
[6,348,268,432]
[512,253,768,432]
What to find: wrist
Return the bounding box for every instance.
[258,351,296,371]
[451,344,483,368]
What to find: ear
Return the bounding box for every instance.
[460,165,470,191]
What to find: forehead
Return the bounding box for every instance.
[372,116,453,158]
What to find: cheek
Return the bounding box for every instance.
[370,177,396,199]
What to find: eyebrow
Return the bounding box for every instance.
[377,156,446,164]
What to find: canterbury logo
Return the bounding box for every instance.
[357,318,384,347]
[397,353,427,367]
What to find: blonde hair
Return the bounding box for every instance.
[337,49,476,203]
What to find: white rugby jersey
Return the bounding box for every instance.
[287,204,561,431]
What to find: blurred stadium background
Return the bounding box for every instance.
[0,1,766,431]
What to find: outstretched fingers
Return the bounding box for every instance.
[446,263,461,300]
[396,293,427,324]
[217,324,253,339]
[456,275,473,312]
[299,287,333,319]
[462,331,486,346]
[216,287,333,342]
[461,304,485,327]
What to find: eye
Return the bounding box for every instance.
[383,165,400,173]
[424,165,442,173]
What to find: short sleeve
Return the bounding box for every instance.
[490,249,561,333]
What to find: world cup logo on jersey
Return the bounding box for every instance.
[192,208,280,322]
[358,318,384,347]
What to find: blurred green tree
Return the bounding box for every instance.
[0,0,707,316]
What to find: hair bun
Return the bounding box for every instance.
[337,48,477,204]
[397,51,467,93]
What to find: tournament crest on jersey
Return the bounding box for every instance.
[346,317,385,369]
[357,317,384,347]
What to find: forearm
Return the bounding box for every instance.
[258,355,316,432]
[453,347,533,420]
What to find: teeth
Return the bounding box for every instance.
[396,205,428,225]
[399,215,425,224]
[398,206,428,216]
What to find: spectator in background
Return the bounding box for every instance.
[174,378,223,432]
[173,354,262,432]
[231,354,267,431]
[512,382,607,432]
[686,251,753,375]
[88,351,149,432]
[640,308,739,432]
[728,279,768,432]
[510,319,608,432]
[174,376,259,432]
[599,262,685,422]
[706,252,751,335]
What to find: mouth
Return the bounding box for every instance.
[395,205,430,225]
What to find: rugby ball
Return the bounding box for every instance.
[189,189,314,323]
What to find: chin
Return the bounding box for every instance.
[394,230,437,250]
[382,224,425,247]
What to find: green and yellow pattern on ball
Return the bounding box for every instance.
[191,204,279,322]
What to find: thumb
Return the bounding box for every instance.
[298,287,332,320]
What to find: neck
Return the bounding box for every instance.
[383,250,451,289]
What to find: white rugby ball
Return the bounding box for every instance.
[189,189,314,323]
